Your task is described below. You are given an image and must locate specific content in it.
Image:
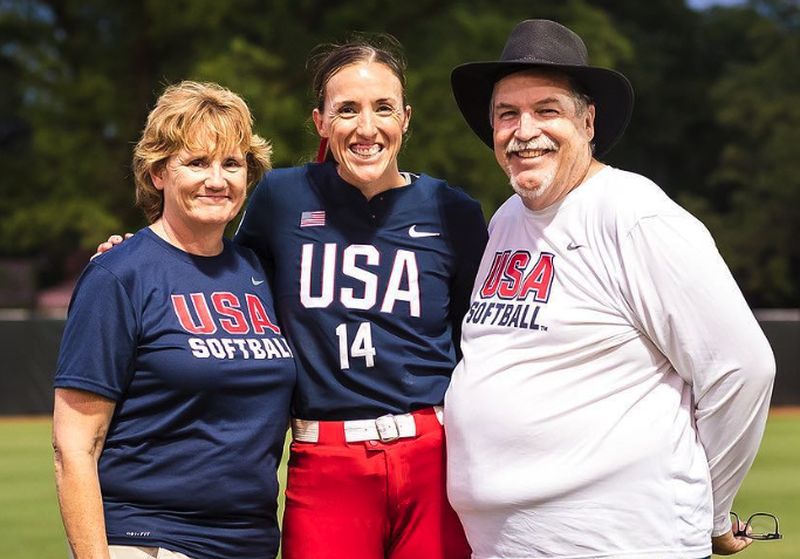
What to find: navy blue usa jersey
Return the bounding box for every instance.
[235,162,487,420]
[54,227,295,559]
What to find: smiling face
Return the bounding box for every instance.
[312,61,411,195]
[492,70,596,211]
[151,146,248,232]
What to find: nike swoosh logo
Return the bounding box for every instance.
[566,242,585,251]
[251,277,265,286]
[408,225,440,238]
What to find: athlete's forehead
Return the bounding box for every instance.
[323,62,405,106]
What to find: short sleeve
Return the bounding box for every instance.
[53,263,139,400]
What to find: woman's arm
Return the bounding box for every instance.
[53,388,116,559]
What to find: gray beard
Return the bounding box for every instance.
[509,167,555,203]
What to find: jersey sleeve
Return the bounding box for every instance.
[618,213,775,536]
[448,198,489,358]
[53,262,139,401]
[234,172,275,275]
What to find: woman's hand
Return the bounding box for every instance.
[91,233,134,260]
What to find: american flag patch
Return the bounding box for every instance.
[300,210,326,227]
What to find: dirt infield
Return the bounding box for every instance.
[0,415,51,423]
[767,405,800,416]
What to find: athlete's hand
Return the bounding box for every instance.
[711,527,752,555]
[91,233,134,260]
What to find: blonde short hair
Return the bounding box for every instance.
[132,81,272,223]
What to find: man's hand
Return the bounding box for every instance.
[712,529,752,555]
[91,233,134,260]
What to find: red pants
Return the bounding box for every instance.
[281,408,471,559]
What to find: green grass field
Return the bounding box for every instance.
[1,414,797,558]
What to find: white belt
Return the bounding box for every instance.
[292,406,444,443]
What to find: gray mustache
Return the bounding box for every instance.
[506,138,558,154]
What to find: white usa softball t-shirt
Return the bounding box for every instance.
[445,165,774,559]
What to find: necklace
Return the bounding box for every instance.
[156,220,223,256]
[157,220,176,247]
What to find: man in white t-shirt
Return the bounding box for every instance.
[445,19,775,559]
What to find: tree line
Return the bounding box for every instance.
[0,0,797,307]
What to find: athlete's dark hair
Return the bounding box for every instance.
[307,32,408,110]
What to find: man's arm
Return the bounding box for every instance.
[620,213,775,551]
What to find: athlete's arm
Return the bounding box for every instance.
[92,233,134,259]
[448,199,488,357]
[233,172,275,274]
[621,213,774,547]
[53,388,116,559]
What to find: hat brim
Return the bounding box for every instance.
[451,61,634,158]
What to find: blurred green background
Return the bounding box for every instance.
[2,415,797,558]
[0,0,798,308]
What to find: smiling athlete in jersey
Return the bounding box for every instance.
[235,36,486,559]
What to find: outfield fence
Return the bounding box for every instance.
[1,311,798,414]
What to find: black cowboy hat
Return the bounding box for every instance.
[451,19,634,158]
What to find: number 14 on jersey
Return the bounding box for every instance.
[335,322,376,369]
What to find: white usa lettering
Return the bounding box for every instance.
[188,337,293,360]
[300,243,421,316]
[341,245,379,310]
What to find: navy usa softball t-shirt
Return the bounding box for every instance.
[54,227,295,559]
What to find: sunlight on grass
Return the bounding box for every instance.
[0,413,796,558]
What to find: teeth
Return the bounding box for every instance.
[515,149,550,158]
[351,144,381,157]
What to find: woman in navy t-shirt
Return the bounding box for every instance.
[53,81,296,559]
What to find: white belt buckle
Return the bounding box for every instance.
[375,414,400,442]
